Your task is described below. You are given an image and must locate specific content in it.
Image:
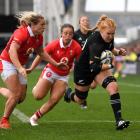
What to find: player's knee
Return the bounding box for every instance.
[75,88,88,100]
[9,93,22,104]
[32,86,42,100]
[32,92,41,100]
[18,94,26,104]
[33,94,43,100]
[90,82,97,89]
[49,98,59,106]
[32,86,36,95]
[102,76,117,89]
[107,82,119,93]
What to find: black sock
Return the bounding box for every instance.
[110,93,122,122]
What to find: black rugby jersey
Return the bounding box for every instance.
[73,29,92,48]
[75,31,114,69]
[89,31,114,61]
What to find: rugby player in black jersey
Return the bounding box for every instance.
[66,16,97,109]
[64,15,130,130]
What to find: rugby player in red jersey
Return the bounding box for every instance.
[0,11,67,129]
[28,24,81,126]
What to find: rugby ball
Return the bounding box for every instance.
[100,50,113,64]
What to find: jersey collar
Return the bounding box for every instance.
[27,26,35,37]
[59,38,72,48]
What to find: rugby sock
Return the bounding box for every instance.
[110,93,122,122]
[2,116,9,120]
[34,110,43,120]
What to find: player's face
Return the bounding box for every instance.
[31,18,46,35]
[100,27,115,43]
[61,27,74,46]
[79,16,90,29]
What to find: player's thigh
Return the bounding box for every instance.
[19,84,27,101]
[75,84,90,92]
[95,69,112,85]
[74,71,91,91]
[33,78,52,98]
[1,62,23,93]
[50,80,67,100]
[4,74,22,93]
[90,80,97,89]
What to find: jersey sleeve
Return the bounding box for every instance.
[89,43,98,61]
[12,28,28,45]
[85,35,98,62]
[87,32,101,62]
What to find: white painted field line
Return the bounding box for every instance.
[43,120,140,123]
[13,108,140,124]
[118,82,140,88]
[12,108,29,123]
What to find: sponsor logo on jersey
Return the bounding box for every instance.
[78,37,82,41]
[78,79,85,84]
[60,57,69,64]
[46,72,52,77]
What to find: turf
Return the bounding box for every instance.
[0,70,140,140]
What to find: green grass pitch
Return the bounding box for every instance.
[0,69,140,140]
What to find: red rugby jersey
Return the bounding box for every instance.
[0,26,43,65]
[44,39,82,76]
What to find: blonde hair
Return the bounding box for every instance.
[82,15,116,32]
[96,15,116,31]
[16,11,44,27]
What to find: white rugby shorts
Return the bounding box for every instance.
[0,60,27,85]
[41,67,69,84]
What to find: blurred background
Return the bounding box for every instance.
[0,0,140,76]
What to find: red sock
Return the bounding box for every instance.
[35,110,42,118]
[2,117,9,120]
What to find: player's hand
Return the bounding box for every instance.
[102,63,114,71]
[56,62,69,70]
[119,48,127,56]
[26,68,33,74]
[18,67,27,78]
